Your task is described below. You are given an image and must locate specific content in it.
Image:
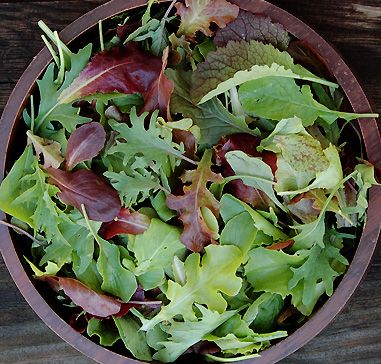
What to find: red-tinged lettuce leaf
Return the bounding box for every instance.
[59,42,162,104]
[38,275,121,317]
[70,312,89,333]
[266,239,295,251]
[173,129,197,160]
[99,208,151,240]
[175,0,239,40]
[214,10,291,50]
[140,47,174,119]
[65,122,106,171]
[191,40,333,105]
[47,168,121,222]
[287,41,334,82]
[215,133,277,210]
[166,149,224,252]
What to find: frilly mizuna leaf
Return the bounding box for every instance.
[59,42,162,104]
[140,47,174,119]
[166,149,224,252]
[38,275,121,317]
[140,244,243,331]
[47,168,121,222]
[27,130,64,169]
[65,122,106,171]
[214,10,291,50]
[99,207,151,240]
[191,40,337,105]
[175,0,239,40]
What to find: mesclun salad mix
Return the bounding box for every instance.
[0,0,379,362]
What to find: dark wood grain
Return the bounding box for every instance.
[0,1,380,364]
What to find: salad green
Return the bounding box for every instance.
[0,0,379,362]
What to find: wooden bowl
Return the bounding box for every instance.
[0,1,380,363]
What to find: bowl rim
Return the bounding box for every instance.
[0,1,380,364]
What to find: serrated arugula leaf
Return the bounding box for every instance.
[239,76,377,126]
[11,159,71,249]
[104,169,164,207]
[131,219,186,290]
[25,45,93,136]
[167,69,255,146]
[107,108,188,173]
[141,245,243,331]
[288,237,349,307]
[154,304,237,362]
[191,40,337,104]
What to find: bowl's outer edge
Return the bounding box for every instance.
[0,1,380,364]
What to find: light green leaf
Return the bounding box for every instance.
[239,76,377,126]
[153,305,236,362]
[131,219,186,289]
[245,247,305,298]
[277,144,343,196]
[220,211,258,261]
[151,190,177,222]
[225,150,285,211]
[220,194,288,242]
[167,69,256,146]
[82,208,137,302]
[141,245,243,331]
[24,256,61,277]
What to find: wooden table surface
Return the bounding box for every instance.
[0,0,380,363]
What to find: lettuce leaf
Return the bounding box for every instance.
[140,244,243,331]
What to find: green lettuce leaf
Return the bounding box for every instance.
[113,316,153,361]
[154,304,236,362]
[130,218,186,290]
[239,76,377,126]
[87,318,120,346]
[140,245,243,331]
[245,247,305,298]
[220,194,288,243]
